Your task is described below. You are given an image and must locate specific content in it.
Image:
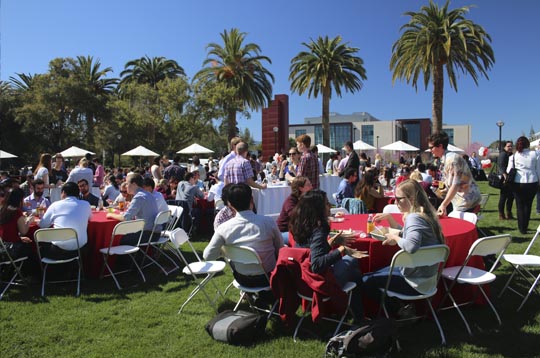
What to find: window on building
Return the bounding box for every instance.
[295,129,306,138]
[445,129,455,144]
[361,125,374,145]
[314,124,351,150]
[403,123,421,148]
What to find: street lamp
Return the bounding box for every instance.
[496,121,504,152]
[273,127,278,154]
[116,134,122,167]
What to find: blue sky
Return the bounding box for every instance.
[2,0,539,147]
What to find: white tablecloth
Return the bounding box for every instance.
[252,184,291,216]
[319,175,342,205]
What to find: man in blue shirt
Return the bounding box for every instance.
[336,168,357,207]
[107,173,159,245]
[23,179,50,213]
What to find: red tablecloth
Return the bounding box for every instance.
[86,211,120,278]
[374,197,394,213]
[194,197,215,234]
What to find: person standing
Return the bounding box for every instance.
[342,141,360,179]
[506,136,540,234]
[296,134,319,189]
[497,141,515,220]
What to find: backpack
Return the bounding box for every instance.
[205,310,267,346]
[324,318,397,358]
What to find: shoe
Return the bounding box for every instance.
[506,213,515,220]
[397,304,418,322]
[499,214,507,220]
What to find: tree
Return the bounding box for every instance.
[74,56,118,147]
[195,28,274,141]
[289,35,367,147]
[119,56,185,143]
[390,0,495,134]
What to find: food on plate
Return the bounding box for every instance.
[328,216,345,223]
[334,211,345,217]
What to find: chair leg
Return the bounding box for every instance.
[333,290,353,336]
[517,273,540,311]
[498,267,518,298]
[441,279,472,335]
[479,286,501,325]
[41,264,48,297]
[76,258,81,297]
[104,261,122,290]
[128,254,146,283]
[178,273,217,313]
[426,299,447,345]
[233,291,248,311]
[293,302,311,343]
[140,250,168,276]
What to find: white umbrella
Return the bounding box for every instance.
[316,143,337,154]
[380,140,419,152]
[122,145,159,157]
[60,146,95,158]
[353,140,376,151]
[0,150,17,159]
[177,143,214,154]
[530,138,540,148]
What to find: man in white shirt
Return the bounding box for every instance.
[66,158,94,185]
[39,182,92,259]
[204,183,283,288]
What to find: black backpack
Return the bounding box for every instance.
[324,318,397,358]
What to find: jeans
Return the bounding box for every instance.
[332,255,364,322]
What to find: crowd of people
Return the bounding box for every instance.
[1,131,539,325]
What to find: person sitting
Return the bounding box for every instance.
[23,179,50,213]
[107,173,159,245]
[395,166,411,186]
[156,179,170,200]
[38,182,92,259]
[289,189,365,323]
[0,188,34,259]
[142,177,168,214]
[66,158,94,186]
[410,171,437,201]
[204,183,283,289]
[102,174,120,204]
[112,182,132,206]
[176,172,205,230]
[354,170,384,213]
[335,168,357,207]
[77,179,101,207]
[417,163,432,184]
[19,174,34,198]
[163,155,186,183]
[364,179,445,315]
[276,177,313,244]
[213,183,236,229]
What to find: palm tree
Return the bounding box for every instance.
[75,56,118,146]
[9,73,37,91]
[289,35,367,147]
[195,28,274,141]
[390,0,495,134]
[120,55,185,89]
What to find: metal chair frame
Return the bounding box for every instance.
[0,238,29,300]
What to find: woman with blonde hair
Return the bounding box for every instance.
[363,179,445,313]
[34,153,52,188]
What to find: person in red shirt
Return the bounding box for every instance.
[0,188,34,259]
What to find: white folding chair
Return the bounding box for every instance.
[476,193,490,236]
[382,204,400,214]
[169,228,226,313]
[440,234,511,335]
[499,225,540,311]
[99,219,146,290]
[165,205,183,237]
[144,208,184,275]
[293,281,357,342]
[380,245,450,346]
[139,210,173,275]
[34,228,83,297]
[448,211,478,225]
[221,245,278,320]
[0,238,29,300]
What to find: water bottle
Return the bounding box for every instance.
[366,213,375,234]
[98,197,104,211]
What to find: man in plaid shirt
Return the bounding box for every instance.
[295,134,319,189]
[224,142,267,190]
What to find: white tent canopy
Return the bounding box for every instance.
[530,138,540,148]
[0,150,17,159]
[122,145,159,157]
[353,140,376,151]
[177,143,214,155]
[316,143,337,154]
[380,140,419,152]
[425,143,464,153]
[60,146,95,158]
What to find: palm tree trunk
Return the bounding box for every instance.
[322,85,331,147]
[432,63,444,134]
[86,112,94,148]
[227,108,237,142]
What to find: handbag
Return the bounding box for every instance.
[505,155,517,185]
[488,163,504,189]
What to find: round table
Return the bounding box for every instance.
[86,211,120,278]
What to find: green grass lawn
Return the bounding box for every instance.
[1,182,539,358]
